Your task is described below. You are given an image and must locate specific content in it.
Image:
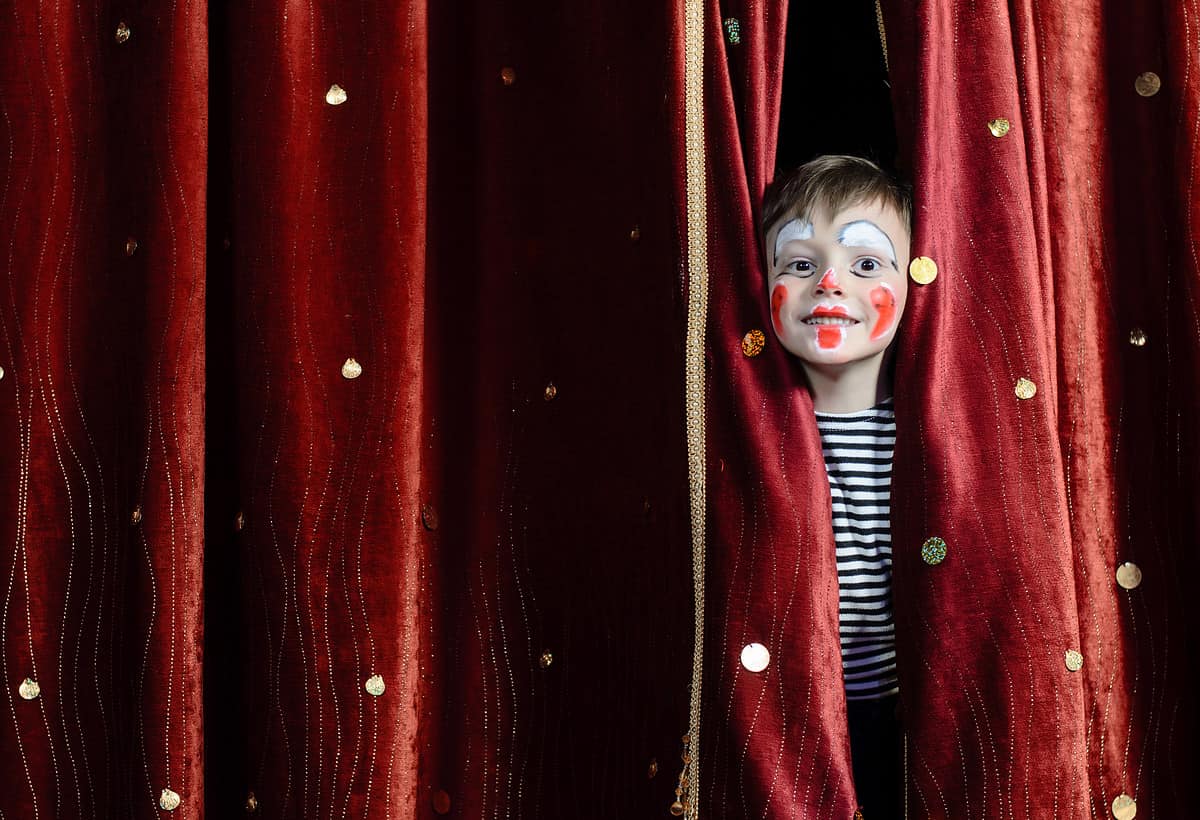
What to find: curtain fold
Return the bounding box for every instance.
[418,3,695,815]
[215,1,429,817]
[0,4,208,815]
[883,0,1198,815]
[700,0,865,815]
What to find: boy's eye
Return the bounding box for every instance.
[852,258,883,276]
[783,259,816,276]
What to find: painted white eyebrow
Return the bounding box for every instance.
[774,218,813,263]
[838,221,897,268]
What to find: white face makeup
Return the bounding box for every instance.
[837,220,897,270]
[773,218,813,264]
[766,201,910,370]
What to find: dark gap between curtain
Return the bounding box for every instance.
[775,0,897,174]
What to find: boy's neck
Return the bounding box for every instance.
[802,352,892,414]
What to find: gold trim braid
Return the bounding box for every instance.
[678,0,708,816]
[875,0,889,73]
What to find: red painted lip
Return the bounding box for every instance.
[806,305,859,321]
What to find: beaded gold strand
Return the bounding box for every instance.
[677,0,709,815]
[875,0,890,74]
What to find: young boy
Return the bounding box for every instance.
[759,155,913,815]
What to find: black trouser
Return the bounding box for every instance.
[846,694,902,817]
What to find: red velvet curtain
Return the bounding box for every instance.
[704,0,1200,817]
[883,1,1200,815]
[0,1,1197,819]
[0,3,210,816]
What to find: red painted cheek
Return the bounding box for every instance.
[869,285,897,341]
[817,326,843,349]
[771,284,788,334]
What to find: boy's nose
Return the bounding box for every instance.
[815,267,843,295]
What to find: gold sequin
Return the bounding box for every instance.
[245,791,258,812]
[325,84,348,105]
[341,357,362,379]
[18,677,40,700]
[1014,377,1037,400]
[921,536,947,565]
[854,811,865,820]
[364,674,385,696]
[543,382,557,401]
[629,225,641,242]
[1129,328,1147,347]
[538,650,553,669]
[124,237,138,256]
[421,503,438,531]
[670,800,685,817]
[1116,562,1142,590]
[500,67,516,86]
[432,790,452,815]
[908,256,938,285]
[648,758,659,778]
[235,511,245,532]
[1134,72,1161,97]
[159,788,181,811]
[1064,649,1083,671]
[987,118,1011,137]
[1111,793,1137,820]
[723,17,741,45]
[741,329,766,358]
[115,21,131,44]
[131,505,143,525]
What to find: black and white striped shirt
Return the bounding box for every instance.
[814,398,899,701]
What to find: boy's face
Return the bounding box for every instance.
[764,199,910,372]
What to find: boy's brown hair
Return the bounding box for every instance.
[760,155,912,254]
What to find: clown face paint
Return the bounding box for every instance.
[771,284,788,334]
[869,283,897,340]
[764,199,910,407]
[838,220,897,270]
[817,326,846,349]
[774,218,813,263]
[808,304,852,351]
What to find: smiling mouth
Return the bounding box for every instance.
[802,316,859,326]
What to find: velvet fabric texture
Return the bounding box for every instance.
[883,1,1200,815]
[704,0,1199,817]
[0,5,210,817]
[0,1,1197,819]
